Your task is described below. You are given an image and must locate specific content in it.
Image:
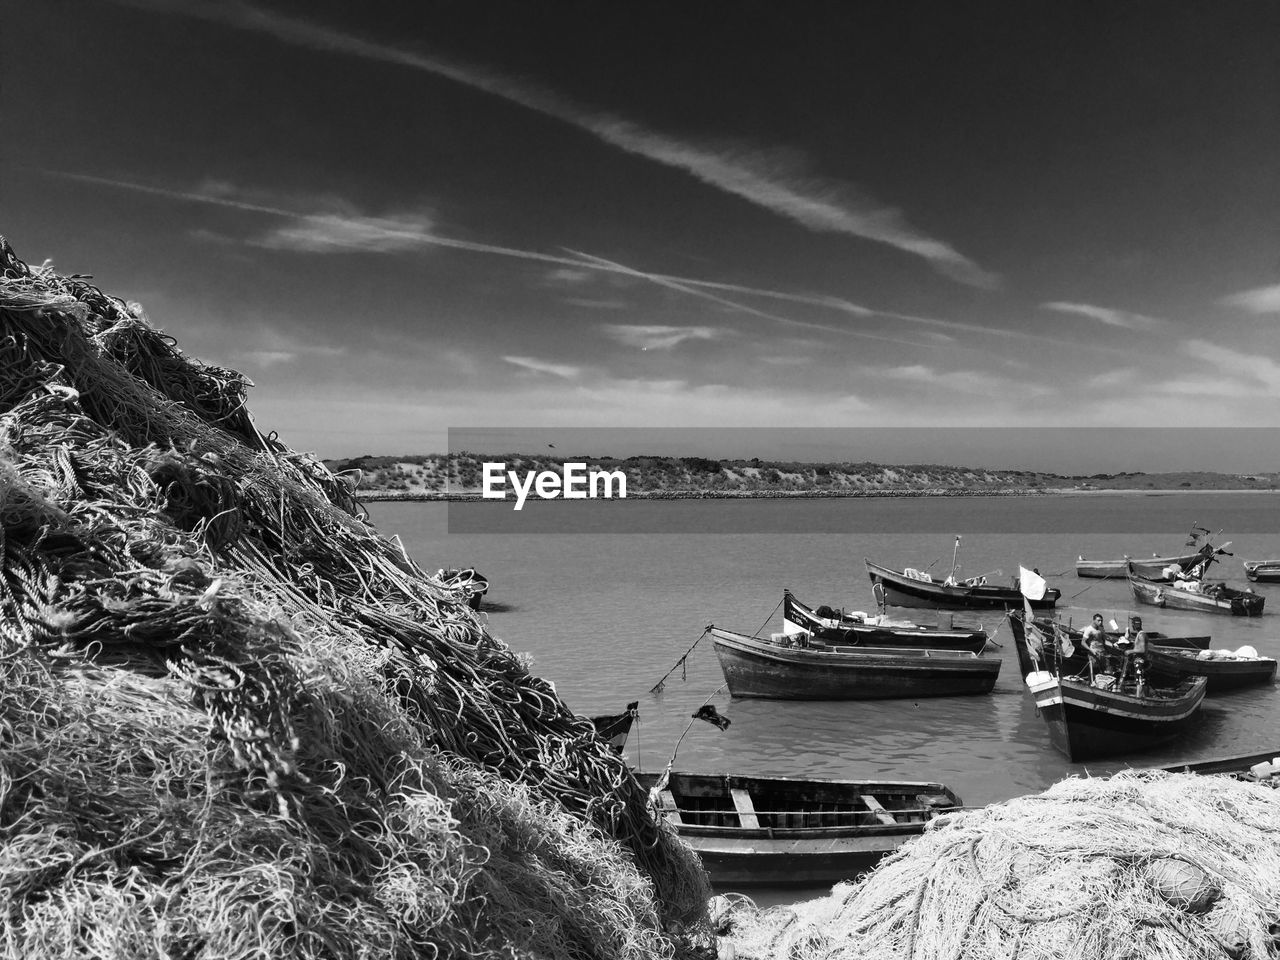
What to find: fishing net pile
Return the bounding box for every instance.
[719,771,1280,960]
[0,236,710,959]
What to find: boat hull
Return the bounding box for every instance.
[866,559,1059,610]
[1076,553,1200,580]
[1129,575,1265,616]
[1029,675,1207,761]
[1244,561,1280,583]
[711,627,1000,700]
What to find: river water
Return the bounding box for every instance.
[367,493,1280,897]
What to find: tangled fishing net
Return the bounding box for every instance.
[719,770,1280,960]
[0,237,710,959]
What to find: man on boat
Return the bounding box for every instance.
[1081,613,1107,646]
[1116,616,1150,695]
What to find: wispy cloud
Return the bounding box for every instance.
[116,0,996,287]
[502,355,582,379]
[1041,301,1169,332]
[874,364,1052,398]
[545,267,593,285]
[600,324,724,350]
[1221,284,1280,315]
[1183,339,1280,392]
[564,297,629,310]
[49,171,1006,351]
[254,211,436,253]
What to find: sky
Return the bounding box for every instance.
[5,1,1280,471]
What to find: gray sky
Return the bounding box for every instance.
[6,1,1280,469]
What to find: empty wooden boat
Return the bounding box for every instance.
[783,590,989,653]
[866,558,1060,610]
[710,626,1000,700]
[636,770,961,887]
[1076,552,1202,580]
[1244,560,1280,583]
[1128,569,1265,616]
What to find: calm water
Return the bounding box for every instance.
[368,493,1280,897]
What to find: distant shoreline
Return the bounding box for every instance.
[358,487,1279,503]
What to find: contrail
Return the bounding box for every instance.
[112,0,997,288]
[51,169,1091,351]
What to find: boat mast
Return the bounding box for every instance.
[949,535,961,583]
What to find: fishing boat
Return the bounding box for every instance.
[635,770,961,887]
[709,626,1000,700]
[1010,612,1208,761]
[1128,568,1265,617]
[1079,529,1233,581]
[782,590,989,654]
[865,558,1060,610]
[1243,560,1280,583]
[1143,647,1277,692]
[1158,748,1280,777]
[1075,552,1203,580]
[1006,614,1268,692]
[588,701,639,754]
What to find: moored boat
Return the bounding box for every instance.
[588,701,639,754]
[1010,612,1208,761]
[865,558,1060,610]
[1128,568,1265,617]
[1144,647,1277,692]
[636,770,961,887]
[1244,560,1280,583]
[783,590,989,653]
[710,625,1001,700]
[1076,552,1202,580]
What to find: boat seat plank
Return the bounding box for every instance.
[657,790,684,825]
[729,788,761,828]
[861,794,898,825]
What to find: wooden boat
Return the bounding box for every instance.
[1010,612,1207,761]
[1007,614,1269,692]
[588,701,639,754]
[1075,552,1202,580]
[1128,568,1265,617]
[710,626,1000,700]
[782,590,989,654]
[1143,647,1277,692]
[1243,560,1280,583]
[635,770,961,887]
[1158,748,1280,777]
[866,558,1059,610]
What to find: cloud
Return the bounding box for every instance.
[563,297,629,310]
[1221,284,1280,315]
[545,267,593,285]
[237,349,297,368]
[118,0,996,287]
[875,364,1052,398]
[51,171,1007,350]
[253,211,436,253]
[1040,302,1169,332]
[600,324,724,350]
[501,355,582,379]
[1182,339,1280,392]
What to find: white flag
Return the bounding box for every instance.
[1019,565,1047,601]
